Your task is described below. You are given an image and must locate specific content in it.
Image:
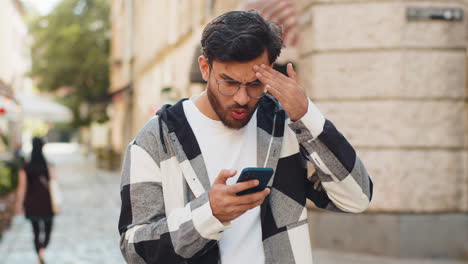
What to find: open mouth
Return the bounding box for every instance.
[231,109,248,120]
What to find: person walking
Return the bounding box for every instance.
[15,137,55,264]
[119,10,373,264]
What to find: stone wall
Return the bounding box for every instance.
[295,0,468,258]
[296,0,468,213]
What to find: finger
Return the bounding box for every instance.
[256,73,279,95]
[257,65,289,86]
[256,64,291,85]
[265,84,282,99]
[261,64,294,84]
[286,63,299,83]
[255,71,275,87]
[227,179,259,195]
[213,169,237,185]
[236,188,270,205]
[257,64,277,79]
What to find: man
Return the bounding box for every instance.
[119,10,373,264]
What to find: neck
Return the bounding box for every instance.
[192,91,220,121]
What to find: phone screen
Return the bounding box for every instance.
[236,167,274,196]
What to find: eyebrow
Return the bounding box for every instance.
[219,73,261,85]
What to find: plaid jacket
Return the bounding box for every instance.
[118,96,373,264]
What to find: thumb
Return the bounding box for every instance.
[287,63,299,83]
[214,169,237,185]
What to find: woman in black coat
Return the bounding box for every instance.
[15,137,55,264]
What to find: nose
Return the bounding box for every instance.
[233,86,250,106]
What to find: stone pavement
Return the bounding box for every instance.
[0,143,466,264]
[0,143,125,264]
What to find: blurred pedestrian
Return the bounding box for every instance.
[15,137,56,264]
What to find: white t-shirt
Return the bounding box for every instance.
[183,99,265,264]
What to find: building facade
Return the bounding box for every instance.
[109,0,468,259]
[0,0,32,237]
[0,0,31,147]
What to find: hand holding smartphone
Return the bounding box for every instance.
[236,167,274,196]
[209,169,273,222]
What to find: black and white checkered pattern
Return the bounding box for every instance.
[118,95,373,264]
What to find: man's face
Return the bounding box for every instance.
[202,50,271,129]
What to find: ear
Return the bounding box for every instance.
[198,55,210,82]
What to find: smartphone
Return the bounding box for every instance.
[235,167,274,196]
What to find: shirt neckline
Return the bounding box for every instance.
[184,98,256,131]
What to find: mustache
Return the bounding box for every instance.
[228,104,249,110]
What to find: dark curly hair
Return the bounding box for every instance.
[201,10,284,66]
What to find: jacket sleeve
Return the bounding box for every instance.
[288,99,373,213]
[118,132,229,263]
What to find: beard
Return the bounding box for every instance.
[206,82,258,129]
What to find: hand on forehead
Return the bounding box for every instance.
[212,49,271,82]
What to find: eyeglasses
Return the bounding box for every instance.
[211,70,266,99]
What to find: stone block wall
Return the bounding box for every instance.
[296,0,468,213]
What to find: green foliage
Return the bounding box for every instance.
[29,0,110,127]
[161,86,173,94]
[0,133,9,149]
[0,161,18,196]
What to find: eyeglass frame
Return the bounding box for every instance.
[209,68,266,99]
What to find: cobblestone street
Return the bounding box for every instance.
[0,143,125,264]
[0,143,466,264]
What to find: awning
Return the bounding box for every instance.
[16,92,72,122]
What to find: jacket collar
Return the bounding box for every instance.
[157,95,285,197]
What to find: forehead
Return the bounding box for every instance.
[212,50,269,82]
